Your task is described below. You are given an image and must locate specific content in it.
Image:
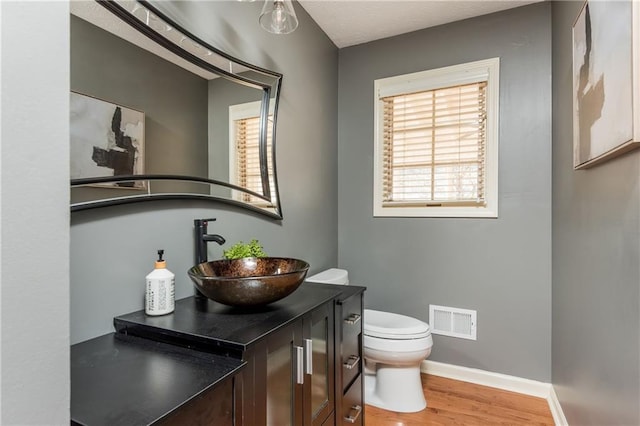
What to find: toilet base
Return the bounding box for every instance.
[364,364,427,413]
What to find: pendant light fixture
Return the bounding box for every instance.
[259,0,299,34]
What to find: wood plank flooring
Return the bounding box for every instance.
[364,374,555,426]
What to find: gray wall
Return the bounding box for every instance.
[1,2,70,423]
[551,2,640,425]
[338,3,552,381]
[70,1,339,343]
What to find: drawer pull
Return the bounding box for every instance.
[343,355,360,370]
[344,313,361,325]
[344,405,362,423]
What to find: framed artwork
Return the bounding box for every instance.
[70,92,146,188]
[572,0,640,169]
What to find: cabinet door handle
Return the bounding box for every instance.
[344,405,362,423]
[343,355,360,370]
[304,338,313,375]
[295,346,304,384]
[344,313,361,325]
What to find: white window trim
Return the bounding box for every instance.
[373,57,500,218]
[229,101,259,191]
[228,100,274,204]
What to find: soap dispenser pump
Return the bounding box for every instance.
[145,249,175,316]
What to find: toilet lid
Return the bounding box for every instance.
[364,309,431,339]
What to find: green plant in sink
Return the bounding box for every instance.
[222,239,267,259]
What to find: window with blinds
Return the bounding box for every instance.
[373,58,499,218]
[234,114,274,206]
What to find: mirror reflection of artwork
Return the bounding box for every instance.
[70,92,145,188]
[572,0,634,169]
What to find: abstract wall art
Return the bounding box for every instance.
[572,0,640,169]
[70,92,145,188]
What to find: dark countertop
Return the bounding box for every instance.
[114,282,363,357]
[72,283,365,425]
[71,333,245,426]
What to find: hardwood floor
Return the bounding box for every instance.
[364,374,555,426]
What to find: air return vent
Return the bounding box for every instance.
[429,305,477,340]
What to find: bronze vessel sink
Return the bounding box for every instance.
[187,257,310,307]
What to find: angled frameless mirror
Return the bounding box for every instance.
[70,0,283,219]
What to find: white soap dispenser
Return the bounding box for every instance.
[145,249,175,316]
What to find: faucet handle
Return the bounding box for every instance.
[194,218,217,227]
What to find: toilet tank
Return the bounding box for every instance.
[306,268,349,285]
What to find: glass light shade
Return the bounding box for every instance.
[259,0,299,34]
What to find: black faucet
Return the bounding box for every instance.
[194,218,226,298]
[194,218,226,264]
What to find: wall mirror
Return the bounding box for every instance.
[70,0,283,219]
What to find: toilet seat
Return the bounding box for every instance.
[364,309,431,339]
[364,333,433,352]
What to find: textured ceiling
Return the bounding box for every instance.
[297,0,544,48]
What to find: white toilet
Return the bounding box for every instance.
[306,269,433,413]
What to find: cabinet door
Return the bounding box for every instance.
[157,376,236,426]
[263,320,304,426]
[251,301,335,426]
[303,302,335,426]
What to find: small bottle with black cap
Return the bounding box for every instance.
[145,249,175,316]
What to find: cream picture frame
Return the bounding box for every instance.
[572,0,640,169]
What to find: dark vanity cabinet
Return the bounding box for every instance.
[335,288,365,426]
[247,301,334,426]
[157,374,237,426]
[105,283,365,426]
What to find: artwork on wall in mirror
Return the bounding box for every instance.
[70,92,146,188]
[572,0,640,169]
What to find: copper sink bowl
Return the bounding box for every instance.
[187,257,310,307]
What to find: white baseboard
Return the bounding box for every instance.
[421,360,568,425]
[547,386,569,426]
[420,360,550,397]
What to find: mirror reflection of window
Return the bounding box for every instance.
[229,101,275,206]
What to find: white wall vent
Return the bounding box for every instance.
[429,304,477,340]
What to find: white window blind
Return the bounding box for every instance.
[234,115,274,205]
[381,81,487,207]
